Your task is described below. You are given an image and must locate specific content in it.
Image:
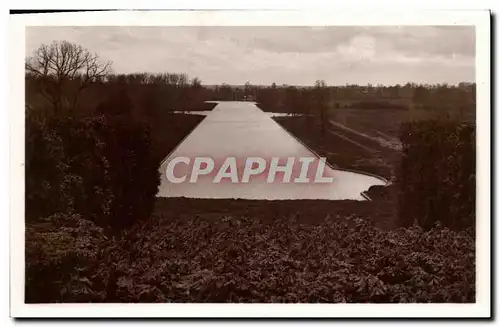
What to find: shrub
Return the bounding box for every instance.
[111,214,474,303]
[25,94,160,232]
[25,213,110,303]
[25,108,71,220]
[398,119,475,230]
[96,114,160,231]
[96,87,133,116]
[25,213,475,303]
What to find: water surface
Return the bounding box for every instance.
[158,101,386,200]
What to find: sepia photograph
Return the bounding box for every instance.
[9,10,491,318]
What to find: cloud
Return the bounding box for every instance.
[25,26,475,85]
[373,26,476,58]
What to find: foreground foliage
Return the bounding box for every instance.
[25,214,109,302]
[26,214,475,303]
[26,106,160,232]
[399,120,475,230]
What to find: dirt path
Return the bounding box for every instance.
[327,128,377,153]
[329,119,402,151]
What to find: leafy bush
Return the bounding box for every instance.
[26,108,72,219]
[108,214,474,303]
[96,114,160,231]
[25,97,160,232]
[25,213,475,303]
[96,87,134,116]
[398,120,475,230]
[25,213,110,303]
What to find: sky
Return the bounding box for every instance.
[26,26,475,86]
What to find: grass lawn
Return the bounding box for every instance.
[274,115,400,181]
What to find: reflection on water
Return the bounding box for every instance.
[171,110,212,116]
[267,112,302,117]
[158,101,386,200]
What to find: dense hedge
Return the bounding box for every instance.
[398,120,475,230]
[25,213,110,302]
[26,96,160,232]
[27,214,473,303]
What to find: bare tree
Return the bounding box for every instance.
[26,41,112,113]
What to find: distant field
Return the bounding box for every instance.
[274,104,475,181]
[329,108,412,139]
[274,116,399,180]
[329,107,475,140]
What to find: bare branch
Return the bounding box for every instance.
[25,40,112,112]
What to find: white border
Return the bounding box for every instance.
[9,10,491,318]
[3,0,499,10]
[10,10,489,26]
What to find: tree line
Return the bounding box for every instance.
[26,41,476,117]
